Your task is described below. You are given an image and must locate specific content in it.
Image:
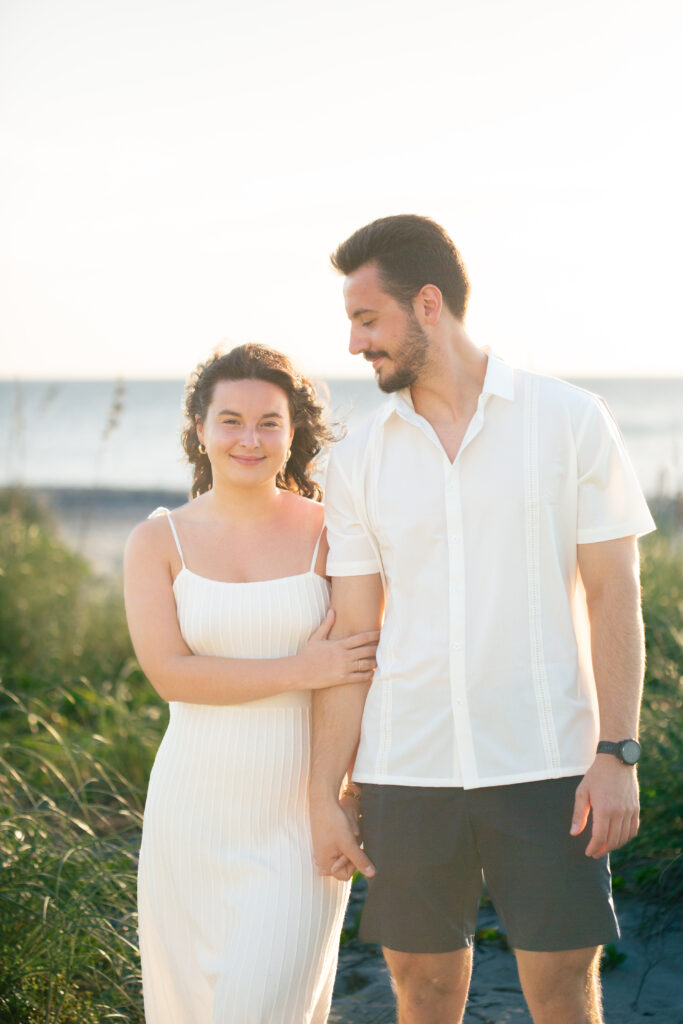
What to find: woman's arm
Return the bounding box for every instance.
[123,519,379,705]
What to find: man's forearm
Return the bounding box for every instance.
[591,599,644,741]
[572,538,645,856]
[311,573,383,800]
[310,682,369,804]
[309,574,384,878]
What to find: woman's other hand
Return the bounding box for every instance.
[296,609,379,690]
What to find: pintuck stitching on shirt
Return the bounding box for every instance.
[368,424,393,778]
[524,374,561,771]
[350,413,393,777]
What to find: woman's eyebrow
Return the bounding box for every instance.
[216,409,284,418]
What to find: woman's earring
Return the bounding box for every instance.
[285,448,292,462]
[198,443,207,455]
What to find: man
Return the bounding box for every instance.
[310,214,655,1024]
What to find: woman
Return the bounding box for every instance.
[124,344,378,1024]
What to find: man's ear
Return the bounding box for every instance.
[415,284,443,325]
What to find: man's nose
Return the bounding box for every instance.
[348,328,368,355]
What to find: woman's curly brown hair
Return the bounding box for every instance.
[181,344,337,500]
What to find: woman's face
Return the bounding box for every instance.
[197,378,294,489]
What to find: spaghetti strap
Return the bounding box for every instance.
[148,506,186,569]
[309,523,326,574]
[165,514,186,569]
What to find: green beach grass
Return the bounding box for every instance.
[1,486,681,1022]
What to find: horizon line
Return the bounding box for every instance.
[2,372,682,384]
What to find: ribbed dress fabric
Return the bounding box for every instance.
[137,513,349,1024]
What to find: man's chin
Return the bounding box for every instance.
[377,369,408,394]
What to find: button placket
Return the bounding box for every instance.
[445,461,472,780]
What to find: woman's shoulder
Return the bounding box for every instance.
[125,500,193,559]
[280,492,328,576]
[282,490,325,528]
[132,500,186,529]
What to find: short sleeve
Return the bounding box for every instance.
[324,446,382,576]
[576,396,656,544]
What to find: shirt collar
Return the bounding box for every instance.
[386,347,515,421]
[480,347,515,401]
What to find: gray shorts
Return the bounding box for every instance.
[358,777,620,953]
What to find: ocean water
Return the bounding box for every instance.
[0,376,681,498]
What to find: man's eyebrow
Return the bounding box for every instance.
[350,307,377,319]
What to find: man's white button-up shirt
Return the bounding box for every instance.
[324,353,656,789]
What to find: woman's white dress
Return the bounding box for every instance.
[137,513,349,1024]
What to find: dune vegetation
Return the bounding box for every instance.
[1,486,681,1022]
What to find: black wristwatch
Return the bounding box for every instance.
[596,739,641,765]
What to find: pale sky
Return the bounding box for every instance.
[1,0,681,380]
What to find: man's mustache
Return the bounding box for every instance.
[363,351,389,362]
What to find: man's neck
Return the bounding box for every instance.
[409,330,488,426]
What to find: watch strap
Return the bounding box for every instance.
[596,739,641,764]
[596,741,620,756]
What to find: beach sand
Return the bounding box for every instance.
[40,486,683,1023]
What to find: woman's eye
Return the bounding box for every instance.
[262,421,280,428]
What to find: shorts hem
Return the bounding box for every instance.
[358,926,475,954]
[506,921,621,953]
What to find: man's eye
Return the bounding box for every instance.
[362,319,375,328]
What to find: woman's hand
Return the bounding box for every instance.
[328,784,363,879]
[295,609,379,690]
[310,791,375,882]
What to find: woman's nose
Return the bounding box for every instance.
[240,425,259,447]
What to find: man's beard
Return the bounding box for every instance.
[374,314,431,394]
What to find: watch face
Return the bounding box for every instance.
[620,739,641,764]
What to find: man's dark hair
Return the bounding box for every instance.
[330,214,471,322]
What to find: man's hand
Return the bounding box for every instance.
[310,797,375,882]
[570,755,640,858]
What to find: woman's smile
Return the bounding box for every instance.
[230,453,266,466]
